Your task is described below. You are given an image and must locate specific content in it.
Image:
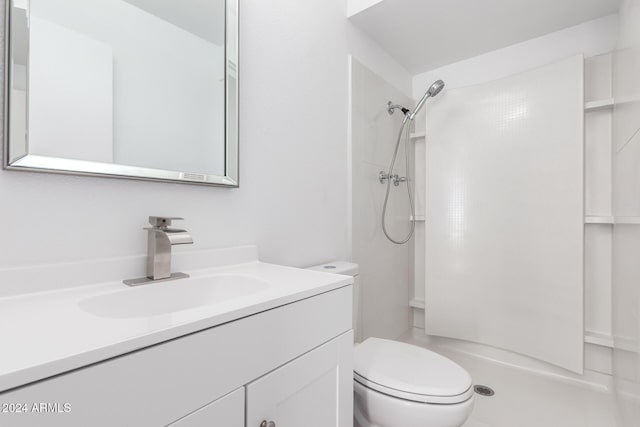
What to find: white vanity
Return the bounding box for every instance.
[0,246,353,426]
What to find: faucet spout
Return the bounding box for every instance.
[162,228,194,246]
[123,217,194,286]
[146,226,193,280]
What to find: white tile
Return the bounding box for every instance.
[423,55,584,373]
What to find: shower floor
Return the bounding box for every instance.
[400,335,619,427]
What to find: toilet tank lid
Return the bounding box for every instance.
[306,261,359,276]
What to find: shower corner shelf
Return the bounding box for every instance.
[584,98,614,112]
[614,216,640,225]
[584,216,614,224]
[409,298,425,309]
[410,132,426,140]
[584,331,614,348]
[584,216,640,224]
[410,215,426,221]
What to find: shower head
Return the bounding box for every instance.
[410,79,445,120]
[428,80,445,97]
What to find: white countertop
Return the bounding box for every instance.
[0,259,352,392]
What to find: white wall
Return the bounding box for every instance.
[412,14,618,95]
[612,0,640,425]
[347,0,383,17]
[347,24,412,97]
[350,58,412,341]
[0,1,411,278]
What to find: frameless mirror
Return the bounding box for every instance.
[4,0,238,186]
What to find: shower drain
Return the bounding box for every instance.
[474,385,495,397]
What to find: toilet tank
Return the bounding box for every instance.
[307,261,360,342]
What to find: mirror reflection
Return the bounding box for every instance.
[6,0,238,186]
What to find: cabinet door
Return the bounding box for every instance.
[246,331,353,427]
[168,388,244,427]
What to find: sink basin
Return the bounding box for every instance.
[79,274,271,319]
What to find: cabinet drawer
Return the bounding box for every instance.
[0,286,351,426]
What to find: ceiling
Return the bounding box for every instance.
[123,0,225,45]
[349,0,621,74]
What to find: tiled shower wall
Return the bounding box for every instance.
[410,52,617,378]
[407,15,621,381]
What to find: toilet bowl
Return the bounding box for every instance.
[307,262,474,427]
[353,337,474,427]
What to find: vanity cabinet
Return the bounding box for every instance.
[0,286,353,427]
[168,388,245,427]
[246,331,353,427]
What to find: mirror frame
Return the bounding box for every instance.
[3,0,239,187]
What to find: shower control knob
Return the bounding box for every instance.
[260,421,276,427]
[379,171,389,184]
[393,175,407,186]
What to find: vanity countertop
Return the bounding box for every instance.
[0,257,352,393]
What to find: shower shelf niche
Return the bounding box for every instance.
[409,298,425,309]
[584,98,614,112]
[584,216,640,224]
[584,216,614,224]
[584,331,614,348]
[613,216,640,224]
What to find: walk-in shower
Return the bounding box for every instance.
[381,80,444,244]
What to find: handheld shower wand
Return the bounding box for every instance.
[381,79,445,245]
[409,80,445,120]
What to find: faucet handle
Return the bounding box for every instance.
[148,216,184,228]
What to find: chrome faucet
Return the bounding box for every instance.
[123,216,194,286]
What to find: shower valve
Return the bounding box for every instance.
[379,171,391,184]
[379,171,407,186]
[393,176,408,186]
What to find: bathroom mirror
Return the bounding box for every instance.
[3,0,239,186]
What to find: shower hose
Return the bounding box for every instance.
[381,113,415,245]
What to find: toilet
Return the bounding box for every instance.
[307,262,474,427]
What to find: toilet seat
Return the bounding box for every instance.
[354,338,474,404]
